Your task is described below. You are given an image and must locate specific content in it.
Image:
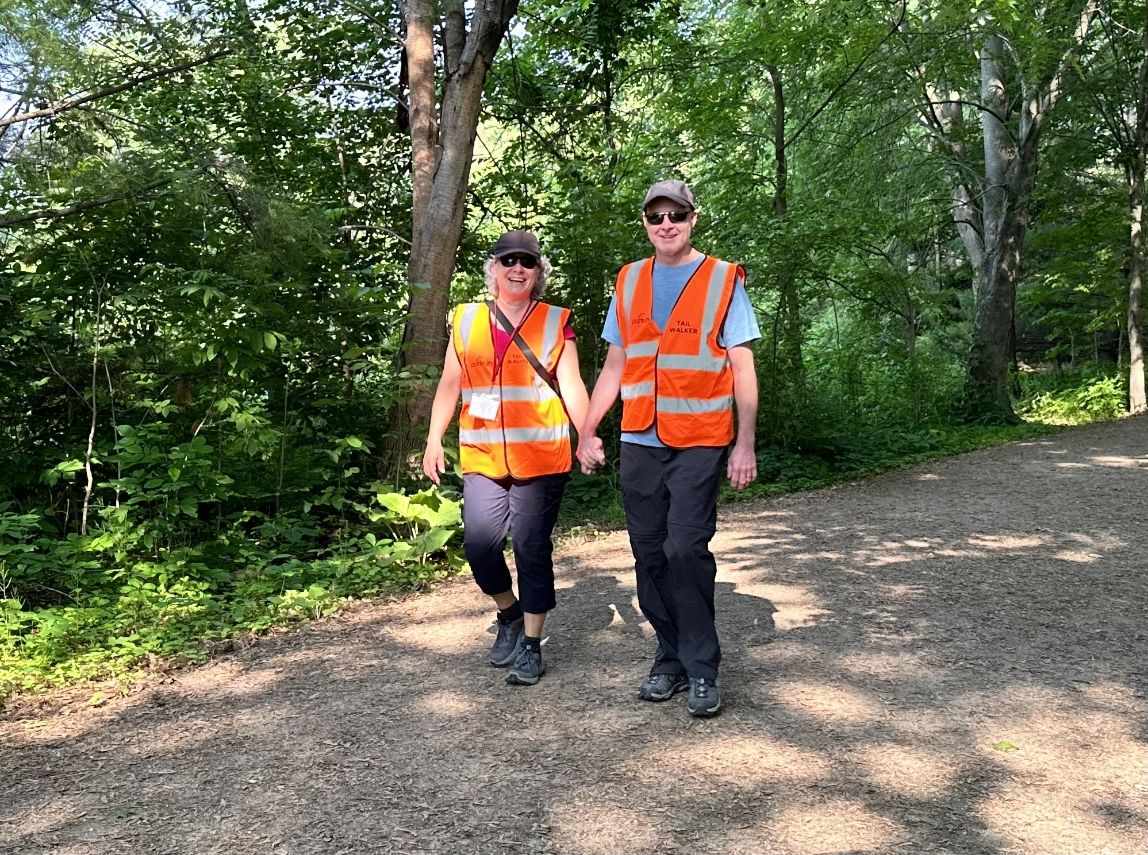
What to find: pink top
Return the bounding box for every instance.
[493,321,576,361]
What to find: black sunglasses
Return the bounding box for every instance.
[498,254,538,269]
[644,210,691,225]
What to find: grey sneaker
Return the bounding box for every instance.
[489,616,525,666]
[687,677,721,717]
[506,645,545,686]
[637,673,689,702]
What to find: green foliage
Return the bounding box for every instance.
[0,487,462,701]
[1015,364,1128,425]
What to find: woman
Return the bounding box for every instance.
[422,229,590,686]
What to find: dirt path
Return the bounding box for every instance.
[3,418,1147,855]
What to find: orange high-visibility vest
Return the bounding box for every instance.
[453,301,572,479]
[615,255,740,448]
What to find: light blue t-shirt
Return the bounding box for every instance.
[601,256,761,447]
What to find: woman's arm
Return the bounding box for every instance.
[422,335,463,485]
[555,340,591,442]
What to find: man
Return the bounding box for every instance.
[578,179,760,718]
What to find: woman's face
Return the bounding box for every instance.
[493,254,539,304]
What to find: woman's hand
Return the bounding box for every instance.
[423,440,446,485]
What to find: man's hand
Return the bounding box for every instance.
[422,440,446,485]
[577,435,607,474]
[727,444,757,491]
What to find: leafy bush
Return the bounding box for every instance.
[1016,362,1127,425]
[0,485,463,702]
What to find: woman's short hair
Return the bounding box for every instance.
[483,255,553,300]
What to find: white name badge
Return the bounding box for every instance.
[469,390,500,420]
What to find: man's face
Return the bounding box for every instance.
[643,198,696,259]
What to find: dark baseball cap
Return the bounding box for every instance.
[642,179,695,210]
[490,229,541,259]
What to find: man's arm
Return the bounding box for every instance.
[726,343,758,490]
[577,344,626,473]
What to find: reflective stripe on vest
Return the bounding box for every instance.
[615,256,739,447]
[453,301,572,478]
[458,425,570,445]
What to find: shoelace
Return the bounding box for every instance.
[694,680,710,697]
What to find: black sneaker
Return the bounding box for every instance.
[637,673,689,702]
[506,645,545,686]
[687,677,721,717]
[488,616,525,666]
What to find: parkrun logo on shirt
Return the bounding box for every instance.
[631,312,650,325]
[669,319,698,335]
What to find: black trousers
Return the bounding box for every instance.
[462,473,568,614]
[620,443,725,681]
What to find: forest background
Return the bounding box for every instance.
[0,0,1144,702]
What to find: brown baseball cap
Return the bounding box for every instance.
[490,229,541,259]
[642,179,695,210]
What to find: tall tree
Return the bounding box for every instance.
[912,1,1100,421]
[390,0,519,470]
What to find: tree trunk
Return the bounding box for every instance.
[1127,4,1148,415]
[386,0,519,476]
[930,7,1098,422]
[763,65,804,444]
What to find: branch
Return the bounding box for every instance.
[0,179,170,228]
[784,0,907,150]
[0,47,232,131]
[1018,0,1100,150]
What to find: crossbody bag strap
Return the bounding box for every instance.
[489,302,563,398]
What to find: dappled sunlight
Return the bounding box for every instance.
[555,569,632,591]
[379,616,488,652]
[187,665,284,699]
[625,734,833,787]
[791,550,846,562]
[836,650,935,681]
[547,801,661,854]
[1053,549,1100,562]
[972,698,1148,791]
[1054,461,1091,468]
[6,701,144,747]
[7,800,93,837]
[980,782,1148,853]
[772,679,886,725]
[916,473,942,480]
[879,583,925,600]
[745,640,820,669]
[848,543,919,567]
[967,534,1047,550]
[763,798,902,852]
[1066,530,1126,550]
[933,546,985,558]
[957,683,1148,849]
[1085,453,1146,469]
[855,743,958,799]
[719,529,810,560]
[734,583,826,631]
[416,690,478,717]
[902,538,938,548]
[887,707,969,741]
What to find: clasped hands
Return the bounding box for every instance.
[577,433,757,491]
[576,435,607,475]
